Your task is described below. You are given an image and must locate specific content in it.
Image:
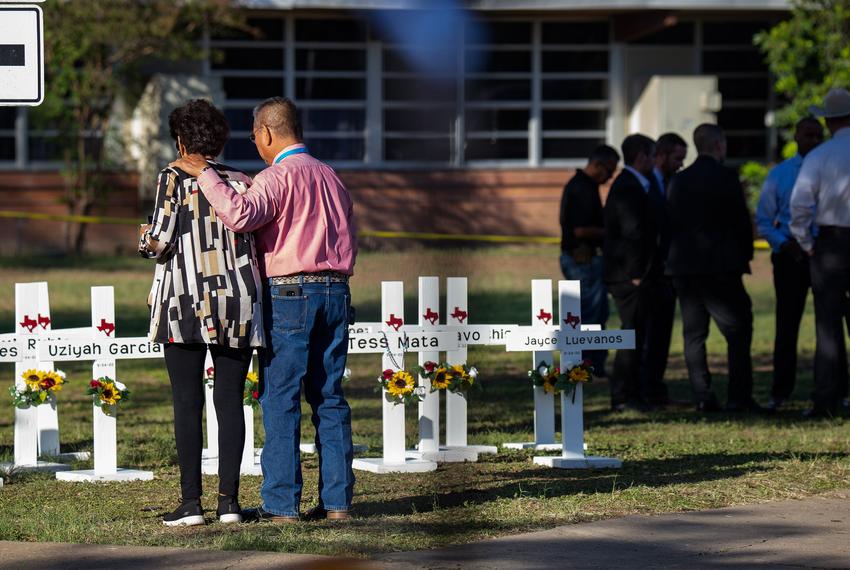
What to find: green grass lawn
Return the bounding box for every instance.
[0,246,847,557]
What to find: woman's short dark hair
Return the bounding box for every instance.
[168,99,230,157]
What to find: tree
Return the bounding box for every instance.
[35,0,245,253]
[755,0,850,130]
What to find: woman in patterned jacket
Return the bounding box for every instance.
[140,99,264,527]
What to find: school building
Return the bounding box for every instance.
[0,0,790,252]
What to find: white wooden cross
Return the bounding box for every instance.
[1,282,70,472]
[201,352,262,477]
[502,279,600,451]
[54,287,155,482]
[350,281,460,474]
[505,280,635,469]
[442,277,499,456]
[352,277,518,463]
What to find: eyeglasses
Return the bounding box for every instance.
[249,126,263,143]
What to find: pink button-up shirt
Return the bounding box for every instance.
[197,144,357,278]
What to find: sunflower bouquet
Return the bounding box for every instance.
[529,360,593,401]
[555,360,594,403]
[377,368,423,406]
[413,361,481,398]
[10,369,66,408]
[528,361,561,395]
[243,371,260,409]
[87,376,130,416]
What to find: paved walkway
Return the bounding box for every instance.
[1,491,848,569]
[378,490,850,569]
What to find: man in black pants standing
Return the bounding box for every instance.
[667,124,760,413]
[644,133,688,406]
[790,89,850,418]
[756,117,824,411]
[603,134,660,411]
[560,145,620,377]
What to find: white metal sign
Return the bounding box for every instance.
[0,4,43,106]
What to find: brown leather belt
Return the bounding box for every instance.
[270,271,349,285]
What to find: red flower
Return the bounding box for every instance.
[582,360,592,368]
[206,367,214,376]
[382,369,394,380]
[424,361,436,373]
[89,380,100,388]
[168,337,174,343]
[252,391,259,400]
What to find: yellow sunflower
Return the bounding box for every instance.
[451,364,473,387]
[40,371,64,392]
[431,367,452,390]
[568,367,590,383]
[99,381,122,406]
[22,369,43,390]
[246,371,259,384]
[386,371,415,398]
[542,375,558,394]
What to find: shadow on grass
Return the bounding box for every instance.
[350,451,845,519]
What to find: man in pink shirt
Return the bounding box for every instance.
[172,96,356,523]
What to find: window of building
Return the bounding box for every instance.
[700,20,772,162]
[0,14,778,170]
[0,108,15,162]
[463,20,531,163]
[540,21,610,162]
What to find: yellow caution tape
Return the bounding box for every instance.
[0,210,139,226]
[0,209,775,249]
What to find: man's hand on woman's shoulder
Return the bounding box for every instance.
[169,154,208,177]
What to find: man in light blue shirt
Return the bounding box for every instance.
[755,116,823,411]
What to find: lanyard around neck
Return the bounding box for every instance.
[274,147,308,164]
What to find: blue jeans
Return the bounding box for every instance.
[259,280,355,516]
[559,253,609,374]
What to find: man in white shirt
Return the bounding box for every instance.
[790,88,850,418]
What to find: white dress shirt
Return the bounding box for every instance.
[790,128,850,252]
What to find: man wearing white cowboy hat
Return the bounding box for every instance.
[790,87,850,418]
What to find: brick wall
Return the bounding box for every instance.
[0,171,140,255]
[1,168,592,254]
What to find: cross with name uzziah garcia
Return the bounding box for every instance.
[1,284,158,482]
[505,280,636,469]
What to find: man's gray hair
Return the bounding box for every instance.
[253,96,302,140]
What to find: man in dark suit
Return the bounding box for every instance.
[643,133,688,406]
[667,123,759,413]
[603,134,661,410]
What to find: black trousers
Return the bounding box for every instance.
[609,279,665,406]
[771,250,811,401]
[810,230,850,412]
[641,278,675,403]
[163,343,253,500]
[673,274,753,406]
